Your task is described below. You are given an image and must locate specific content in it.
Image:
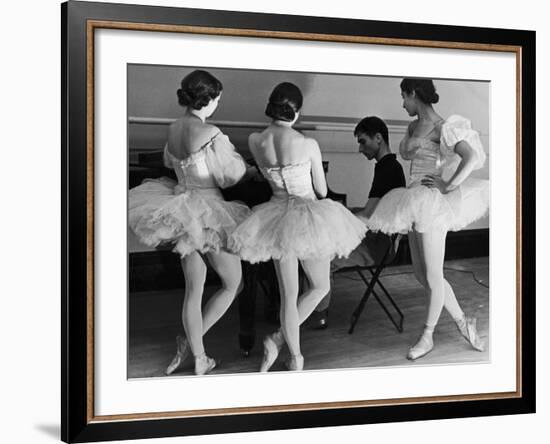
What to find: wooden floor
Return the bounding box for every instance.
[128,257,489,378]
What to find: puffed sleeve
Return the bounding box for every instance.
[203,133,247,188]
[440,115,486,170]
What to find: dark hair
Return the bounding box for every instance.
[400,78,439,104]
[354,116,389,145]
[265,82,303,122]
[177,70,223,110]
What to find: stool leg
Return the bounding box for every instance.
[368,269,404,333]
[348,269,380,334]
[371,289,404,333]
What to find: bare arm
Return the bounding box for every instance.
[163,124,175,168]
[355,197,380,219]
[247,132,261,164]
[444,141,479,192]
[422,140,480,193]
[162,144,173,169]
[308,138,328,198]
[230,132,259,181]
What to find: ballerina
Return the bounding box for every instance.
[364,78,489,360]
[129,70,253,375]
[229,82,367,371]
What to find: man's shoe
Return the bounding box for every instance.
[310,309,329,330]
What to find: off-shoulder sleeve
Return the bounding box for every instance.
[203,133,247,188]
[440,115,486,170]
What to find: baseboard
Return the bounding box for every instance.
[129,228,489,292]
[444,228,490,260]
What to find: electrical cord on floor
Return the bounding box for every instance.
[443,266,489,288]
[339,266,489,288]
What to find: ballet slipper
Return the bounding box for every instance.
[456,316,485,352]
[259,332,283,373]
[165,335,190,375]
[407,331,434,360]
[285,354,304,371]
[194,354,217,376]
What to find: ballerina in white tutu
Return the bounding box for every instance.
[129,70,253,375]
[229,82,367,371]
[365,78,489,360]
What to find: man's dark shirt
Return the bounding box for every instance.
[368,153,406,198]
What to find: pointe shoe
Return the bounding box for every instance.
[285,354,304,371]
[456,316,485,352]
[259,333,283,373]
[407,332,434,360]
[165,335,190,375]
[194,354,217,376]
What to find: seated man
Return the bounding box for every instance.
[309,116,406,329]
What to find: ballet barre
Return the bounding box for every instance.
[128,116,408,134]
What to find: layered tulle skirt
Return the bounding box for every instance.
[129,177,251,257]
[228,196,367,263]
[365,177,489,234]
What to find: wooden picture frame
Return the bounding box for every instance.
[62,1,535,442]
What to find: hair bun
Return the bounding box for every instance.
[419,88,439,104]
[265,101,296,122]
[265,82,303,122]
[177,70,223,110]
[177,88,192,106]
[400,78,439,105]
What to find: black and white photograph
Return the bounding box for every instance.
[127,65,490,378]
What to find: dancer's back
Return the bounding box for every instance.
[249,125,312,167]
[166,116,220,158]
[249,125,327,199]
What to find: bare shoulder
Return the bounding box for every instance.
[248,131,261,144]
[202,122,222,139]
[408,119,419,135]
[433,116,445,136]
[303,136,321,156]
[167,119,181,135]
[248,131,262,152]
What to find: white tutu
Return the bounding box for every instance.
[129,177,251,257]
[365,177,489,234]
[129,130,254,257]
[228,196,367,263]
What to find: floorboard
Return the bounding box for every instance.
[128,257,490,378]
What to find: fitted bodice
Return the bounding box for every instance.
[409,138,444,184]
[260,160,316,200]
[163,132,247,193]
[165,148,218,192]
[405,115,487,187]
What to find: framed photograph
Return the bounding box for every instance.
[62,0,535,442]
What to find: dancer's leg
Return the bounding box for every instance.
[442,281,465,320]
[166,251,208,375]
[409,231,464,320]
[406,228,446,360]
[419,229,447,329]
[408,231,428,288]
[180,252,208,357]
[202,251,243,334]
[273,258,300,357]
[297,257,331,324]
[314,287,332,312]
